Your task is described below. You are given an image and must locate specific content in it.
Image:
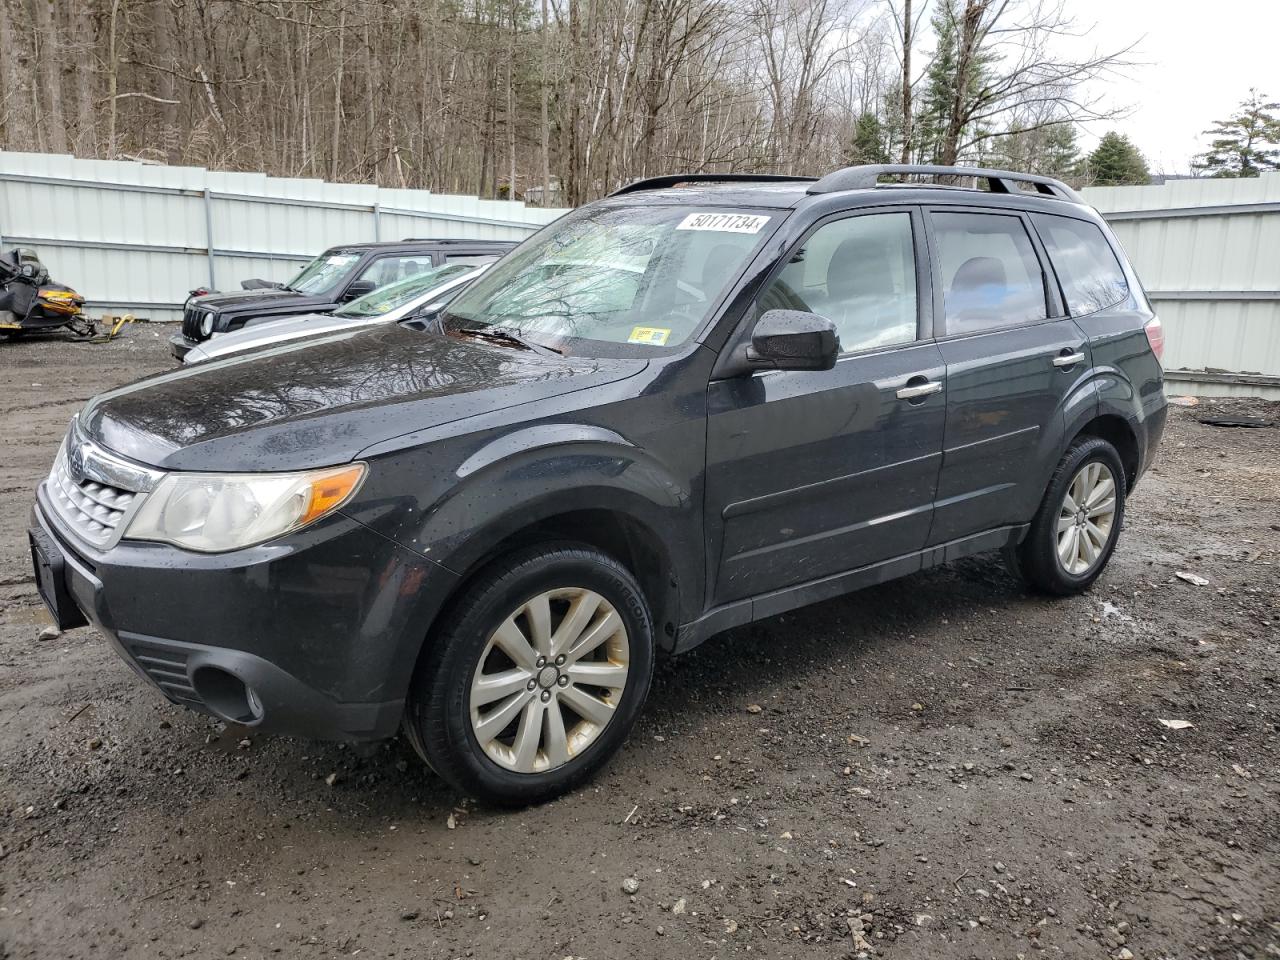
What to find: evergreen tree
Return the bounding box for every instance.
[1194,89,1280,177]
[1041,125,1081,180]
[881,81,910,164]
[1086,132,1150,186]
[916,0,996,165]
[848,112,890,164]
[917,0,962,164]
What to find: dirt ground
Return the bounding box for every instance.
[0,326,1277,960]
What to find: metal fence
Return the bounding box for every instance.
[1084,172,1280,398]
[0,151,566,322]
[1,153,1276,397]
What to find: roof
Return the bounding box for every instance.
[326,238,519,253]
[605,165,1084,209]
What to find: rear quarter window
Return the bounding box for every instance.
[1032,214,1129,317]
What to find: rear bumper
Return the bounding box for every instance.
[29,489,458,742]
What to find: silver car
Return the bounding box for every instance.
[183,261,492,364]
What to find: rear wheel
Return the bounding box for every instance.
[1006,436,1126,595]
[405,544,654,806]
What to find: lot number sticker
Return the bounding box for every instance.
[676,213,771,234]
[627,326,672,346]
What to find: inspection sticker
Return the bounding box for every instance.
[675,212,771,234]
[627,326,672,346]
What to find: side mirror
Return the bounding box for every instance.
[343,279,377,301]
[746,309,838,371]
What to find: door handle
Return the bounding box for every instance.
[896,380,943,400]
[1053,350,1085,368]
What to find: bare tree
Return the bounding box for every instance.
[0,0,1135,202]
[931,0,1133,166]
[885,0,927,164]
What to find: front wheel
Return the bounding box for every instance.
[1006,436,1126,595]
[405,544,654,806]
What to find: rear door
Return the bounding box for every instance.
[925,207,1091,544]
[705,207,946,606]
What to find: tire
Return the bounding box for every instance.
[405,544,654,806]
[1006,436,1127,596]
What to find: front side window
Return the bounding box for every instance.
[285,251,361,294]
[757,212,918,353]
[335,263,478,319]
[440,204,781,356]
[932,212,1048,336]
[1032,214,1129,317]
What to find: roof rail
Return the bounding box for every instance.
[807,164,1083,203]
[610,173,815,196]
[398,238,516,244]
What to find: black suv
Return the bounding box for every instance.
[169,238,517,360]
[31,165,1166,805]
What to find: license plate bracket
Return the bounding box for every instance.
[29,527,89,631]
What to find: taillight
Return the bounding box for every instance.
[1144,317,1164,363]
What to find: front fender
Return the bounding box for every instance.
[344,423,704,624]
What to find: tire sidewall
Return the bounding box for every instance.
[414,546,654,805]
[1031,438,1127,593]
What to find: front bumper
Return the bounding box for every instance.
[30,488,458,741]
[168,332,197,361]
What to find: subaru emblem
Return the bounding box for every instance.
[67,443,86,484]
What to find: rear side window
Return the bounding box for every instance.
[1033,214,1129,316]
[357,255,436,287]
[445,254,501,265]
[932,212,1047,335]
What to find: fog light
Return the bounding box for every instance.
[192,666,263,725]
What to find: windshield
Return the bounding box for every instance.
[285,251,361,294]
[440,205,779,355]
[334,263,478,319]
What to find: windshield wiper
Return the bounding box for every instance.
[456,325,563,356]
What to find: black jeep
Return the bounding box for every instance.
[169,238,518,359]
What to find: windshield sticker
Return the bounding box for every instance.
[675,213,771,234]
[627,326,671,346]
[326,255,350,265]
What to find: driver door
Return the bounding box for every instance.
[704,208,946,607]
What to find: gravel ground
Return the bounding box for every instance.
[1,327,1277,960]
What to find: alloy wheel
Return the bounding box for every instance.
[468,588,630,774]
[1056,461,1117,575]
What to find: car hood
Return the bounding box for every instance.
[195,288,332,316]
[190,312,371,362]
[82,325,645,472]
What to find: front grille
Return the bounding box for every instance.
[125,640,203,708]
[47,447,137,548]
[181,302,211,341]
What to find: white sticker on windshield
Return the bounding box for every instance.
[326,255,349,265]
[675,213,771,234]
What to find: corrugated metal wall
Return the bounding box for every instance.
[0,152,567,322]
[2,152,1275,397]
[1084,173,1280,398]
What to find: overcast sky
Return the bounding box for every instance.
[1056,0,1280,173]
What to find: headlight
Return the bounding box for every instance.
[199,312,215,337]
[124,463,366,552]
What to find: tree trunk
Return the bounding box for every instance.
[105,0,121,158]
[330,2,346,181]
[33,0,67,153]
[899,0,912,164]
[540,0,550,204]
